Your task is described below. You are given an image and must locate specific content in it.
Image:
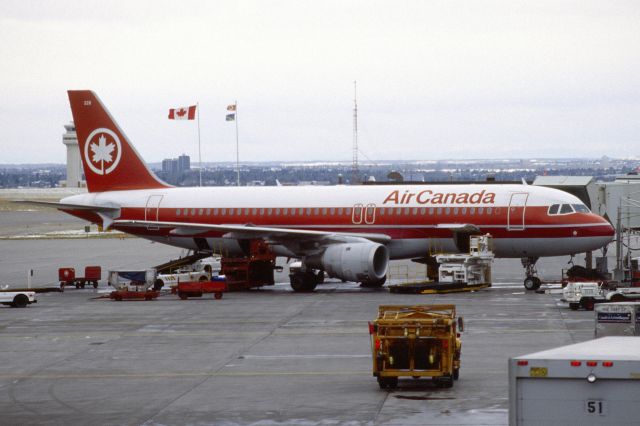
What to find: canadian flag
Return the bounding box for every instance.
[168,105,197,120]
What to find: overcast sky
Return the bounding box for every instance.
[1,0,639,164]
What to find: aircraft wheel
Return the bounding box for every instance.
[524,276,541,291]
[361,276,387,288]
[290,272,317,292]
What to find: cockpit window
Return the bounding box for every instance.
[548,203,584,216]
[572,204,590,213]
[560,204,574,214]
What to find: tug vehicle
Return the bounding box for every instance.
[0,291,37,308]
[369,304,463,389]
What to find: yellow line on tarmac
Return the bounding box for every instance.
[0,370,370,380]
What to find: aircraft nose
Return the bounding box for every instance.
[597,214,615,238]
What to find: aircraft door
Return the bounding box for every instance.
[145,194,164,230]
[507,192,528,231]
[364,203,376,224]
[352,203,364,224]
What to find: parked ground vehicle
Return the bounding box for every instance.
[510,337,640,425]
[58,266,101,289]
[369,304,463,389]
[562,282,605,310]
[563,281,640,310]
[153,270,210,290]
[0,291,37,308]
[173,276,227,300]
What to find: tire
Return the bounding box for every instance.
[453,368,459,380]
[178,292,188,300]
[610,294,626,302]
[582,298,595,311]
[153,280,164,291]
[214,292,223,300]
[361,275,387,288]
[80,282,86,289]
[92,281,98,289]
[377,377,398,389]
[12,294,29,308]
[198,275,208,282]
[569,303,579,311]
[290,272,317,292]
[436,375,454,388]
[314,270,325,284]
[524,276,541,291]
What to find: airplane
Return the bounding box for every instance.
[21,91,615,292]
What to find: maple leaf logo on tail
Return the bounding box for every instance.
[83,128,122,175]
[90,135,115,174]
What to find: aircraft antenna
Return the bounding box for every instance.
[352,80,359,184]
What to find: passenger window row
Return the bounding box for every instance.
[173,206,501,217]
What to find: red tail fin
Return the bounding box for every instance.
[67,90,170,192]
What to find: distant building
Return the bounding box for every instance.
[178,154,190,172]
[61,122,85,188]
[160,154,191,184]
[162,158,179,175]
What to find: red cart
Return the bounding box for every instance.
[58,266,102,289]
[173,278,227,300]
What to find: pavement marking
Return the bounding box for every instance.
[240,354,371,359]
[0,370,371,380]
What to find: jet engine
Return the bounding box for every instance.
[306,242,389,283]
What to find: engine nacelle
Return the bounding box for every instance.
[307,242,389,283]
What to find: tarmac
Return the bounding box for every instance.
[0,210,600,425]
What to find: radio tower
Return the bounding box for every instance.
[351,80,359,184]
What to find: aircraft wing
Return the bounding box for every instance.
[113,219,392,245]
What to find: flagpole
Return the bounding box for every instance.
[235,100,240,186]
[197,101,202,187]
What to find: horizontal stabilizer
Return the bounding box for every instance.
[12,200,120,212]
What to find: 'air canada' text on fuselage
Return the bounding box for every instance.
[382,189,497,205]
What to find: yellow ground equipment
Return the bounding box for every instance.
[369,304,463,389]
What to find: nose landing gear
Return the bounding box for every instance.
[521,257,541,290]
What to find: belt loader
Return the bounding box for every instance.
[369,304,463,389]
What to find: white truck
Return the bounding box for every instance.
[509,337,640,425]
[0,291,37,308]
[154,269,211,290]
[562,282,605,311]
[563,282,640,310]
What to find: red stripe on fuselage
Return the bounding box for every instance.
[109,205,612,240]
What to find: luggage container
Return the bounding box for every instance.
[509,337,640,425]
[594,302,640,337]
[369,304,463,389]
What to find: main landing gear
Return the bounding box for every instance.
[521,257,541,291]
[290,270,323,292]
